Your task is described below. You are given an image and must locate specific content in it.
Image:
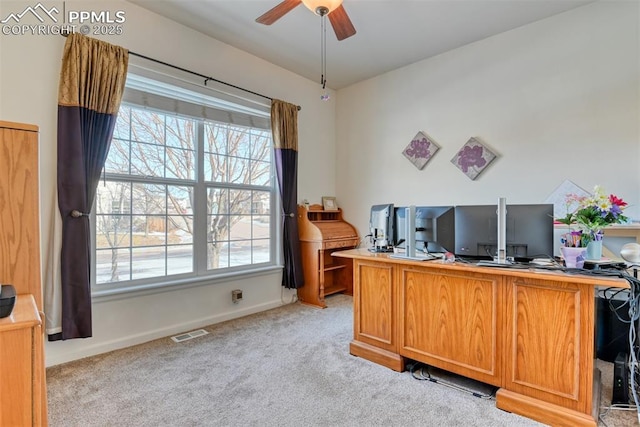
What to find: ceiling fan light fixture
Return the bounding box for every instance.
[301,0,343,16]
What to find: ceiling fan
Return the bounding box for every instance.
[256,0,356,41]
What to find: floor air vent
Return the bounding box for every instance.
[171,329,209,343]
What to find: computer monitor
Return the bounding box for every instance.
[454,204,554,261]
[394,206,455,253]
[369,204,394,252]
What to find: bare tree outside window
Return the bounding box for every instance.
[95,103,273,286]
[204,123,272,269]
[95,181,131,282]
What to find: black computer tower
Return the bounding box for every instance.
[612,352,629,405]
[596,296,631,362]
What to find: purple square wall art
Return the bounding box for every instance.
[451,137,497,180]
[402,131,440,170]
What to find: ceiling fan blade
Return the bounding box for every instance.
[328,5,356,41]
[256,0,302,25]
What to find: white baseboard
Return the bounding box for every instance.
[45,300,285,367]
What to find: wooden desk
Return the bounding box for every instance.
[333,249,629,427]
[297,205,358,308]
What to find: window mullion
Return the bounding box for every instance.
[270,145,280,266]
[164,117,169,277]
[102,173,195,187]
[194,121,208,274]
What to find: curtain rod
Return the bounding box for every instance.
[61,32,301,111]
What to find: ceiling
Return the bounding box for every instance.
[127,0,596,90]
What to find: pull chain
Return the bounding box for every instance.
[320,14,330,101]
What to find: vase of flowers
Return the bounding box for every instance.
[557,186,628,262]
[586,238,603,261]
[559,246,587,268]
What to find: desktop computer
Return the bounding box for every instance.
[596,295,631,362]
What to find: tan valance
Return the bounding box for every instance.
[58,33,129,114]
[271,99,299,151]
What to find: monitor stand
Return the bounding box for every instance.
[390,253,438,261]
[369,246,394,253]
[476,259,515,268]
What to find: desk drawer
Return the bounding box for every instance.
[323,238,358,250]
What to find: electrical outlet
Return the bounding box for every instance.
[232,289,243,304]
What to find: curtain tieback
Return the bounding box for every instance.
[283,213,295,218]
[70,210,89,218]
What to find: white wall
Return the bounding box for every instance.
[2,0,638,365]
[335,1,640,248]
[0,0,336,366]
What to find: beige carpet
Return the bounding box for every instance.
[47,294,636,426]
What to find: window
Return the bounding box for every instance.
[93,74,277,292]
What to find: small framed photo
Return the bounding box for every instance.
[322,196,338,211]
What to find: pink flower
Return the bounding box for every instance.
[610,194,627,208]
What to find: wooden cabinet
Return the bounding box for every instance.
[0,295,44,427]
[0,121,43,308]
[0,120,47,426]
[334,249,628,427]
[297,204,359,308]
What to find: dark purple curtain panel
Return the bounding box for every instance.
[53,33,128,340]
[271,100,304,289]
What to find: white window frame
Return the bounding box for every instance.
[91,72,281,299]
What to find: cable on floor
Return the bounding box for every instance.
[408,362,497,400]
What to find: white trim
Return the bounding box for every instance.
[126,73,269,119]
[45,298,288,367]
[92,265,283,303]
[125,61,271,113]
[93,82,279,296]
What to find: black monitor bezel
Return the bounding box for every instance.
[453,203,554,262]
